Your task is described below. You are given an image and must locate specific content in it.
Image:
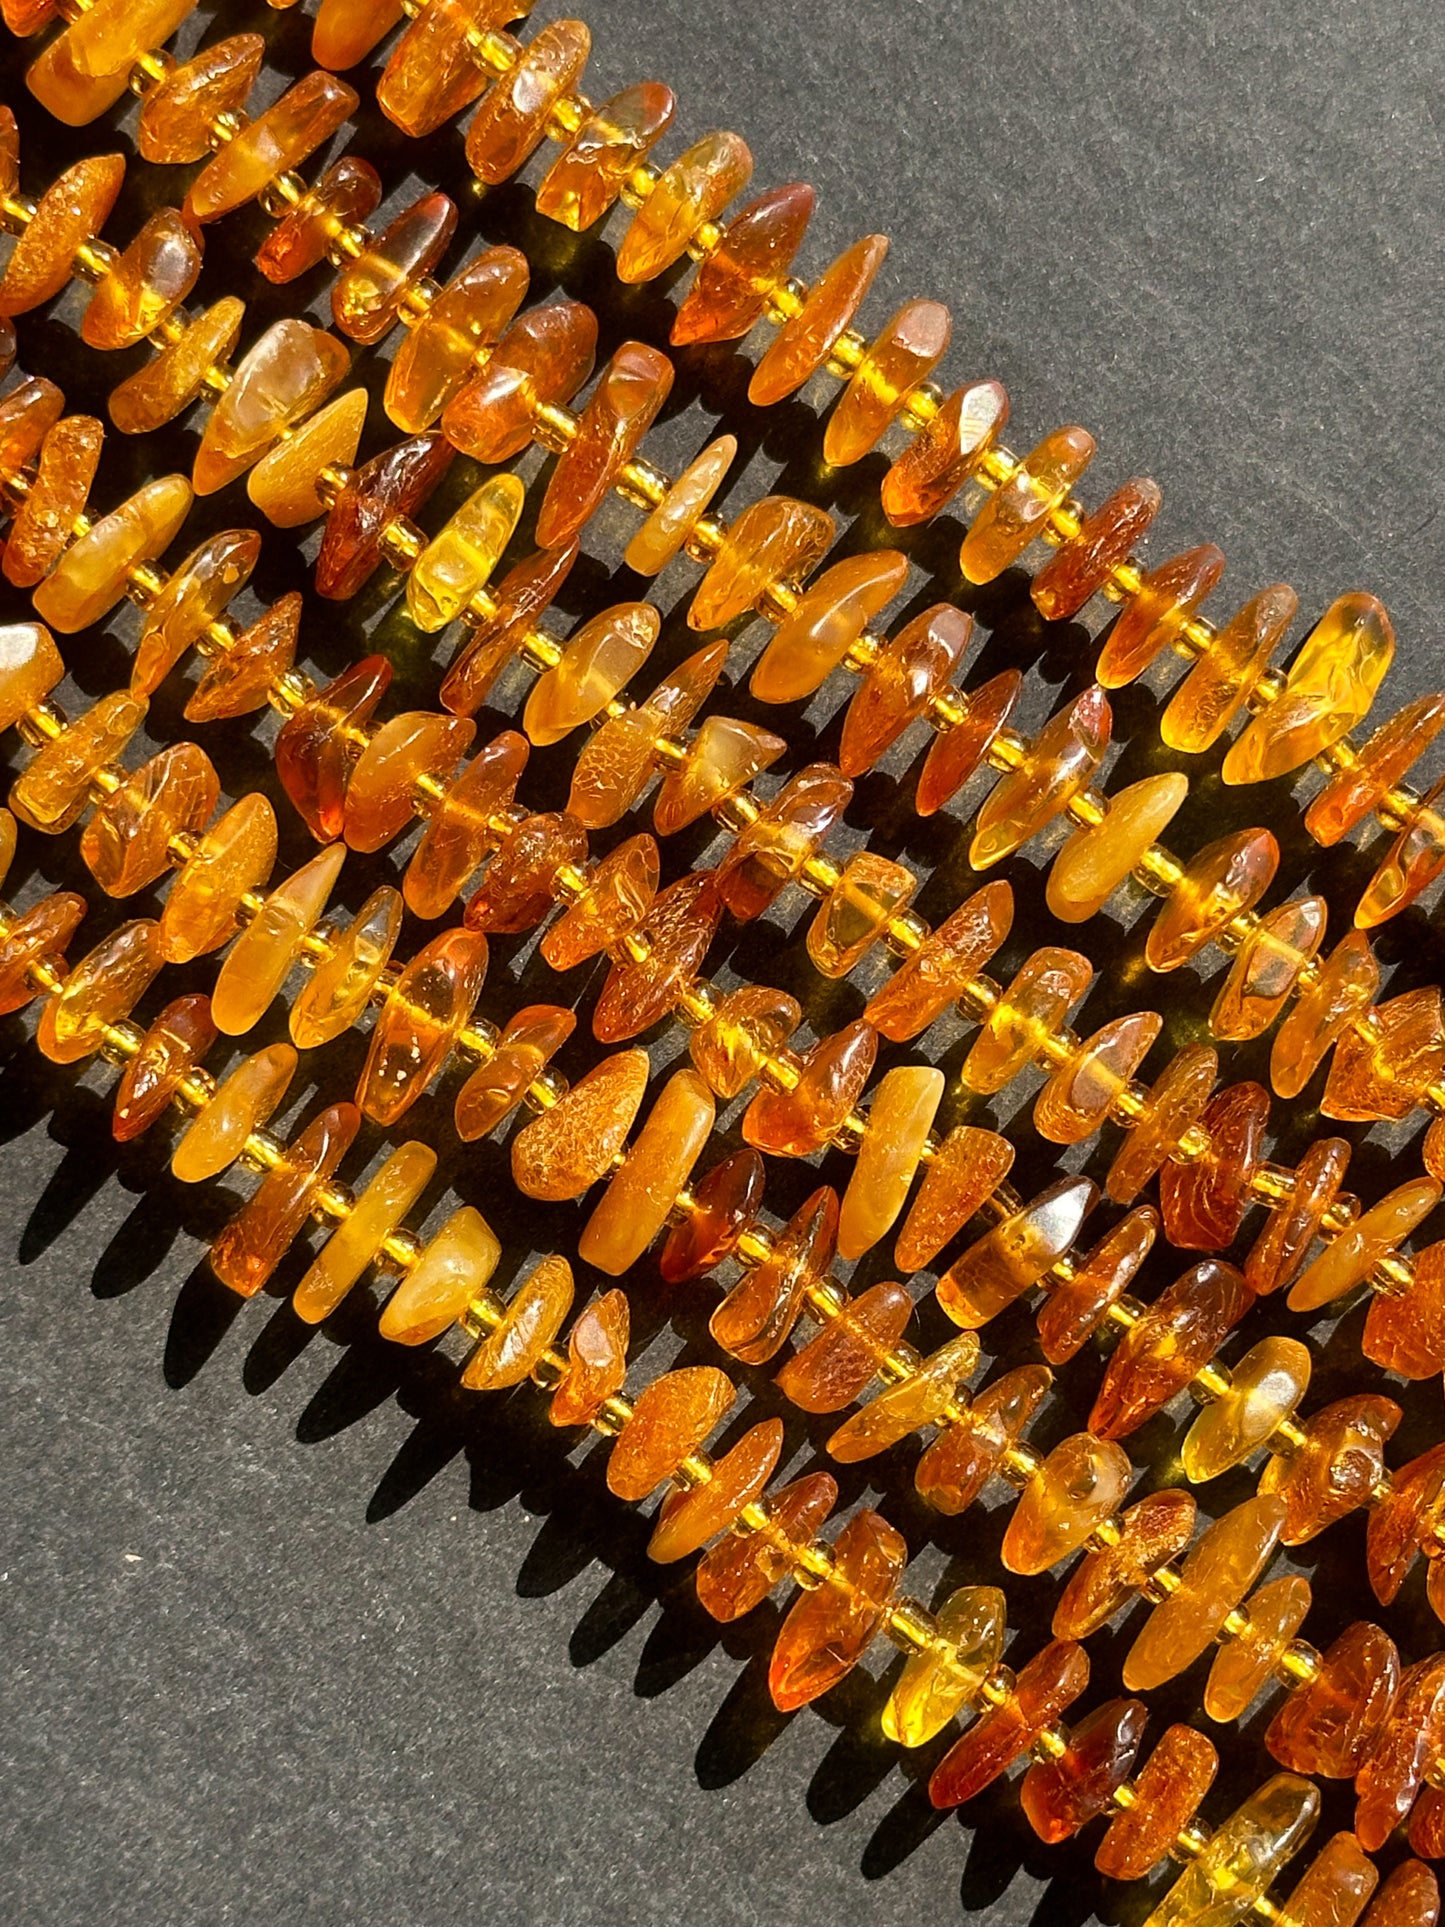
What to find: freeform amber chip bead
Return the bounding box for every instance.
[1001,1432,1132,1575]
[32,475,192,634]
[385,245,530,434]
[3,414,104,591]
[1031,477,1163,621]
[774,1279,912,1414]
[343,712,474,854]
[464,18,591,185]
[410,473,525,634]
[525,603,660,747]
[1246,1136,1351,1296]
[170,1042,297,1183]
[112,994,215,1144]
[316,432,454,602]
[618,128,753,281]
[537,82,676,232]
[1146,827,1280,972]
[882,1584,1006,1748]
[404,730,528,921]
[929,1639,1090,1809]
[1261,1395,1400,1546]
[969,686,1111,868]
[1105,1045,1218,1206]
[806,849,914,978]
[158,792,277,964]
[1053,1488,1196,1639]
[540,834,658,971]
[453,1004,575,1142]
[11,690,148,835]
[710,1185,837,1366]
[1033,1009,1162,1145]
[591,870,721,1042]
[442,299,598,465]
[0,154,126,316]
[715,764,852,921]
[378,1205,500,1346]
[894,1124,1015,1273]
[1046,773,1188,924]
[131,527,262,699]
[1096,542,1225,688]
[194,319,350,496]
[649,1419,782,1564]
[837,1065,943,1261]
[881,378,1010,527]
[1287,1174,1440,1313]
[936,1176,1096,1329]
[689,984,802,1100]
[823,297,952,467]
[1204,1572,1313,1722]
[624,434,736,577]
[768,1509,905,1712]
[1089,1257,1252,1441]
[211,843,346,1036]
[1144,1775,1320,1926]
[0,621,64,731]
[959,424,1095,585]
[462,1254,574,1392]
[749,233,888,406]
[1094,1723,1218,1879]
[80,207,201,351]
[742,1018,877,1158]
[332,190,456,345]
[1307,691,1445,846]
[441,542,580,718]
[138,34,264,164]
[914,1364,1050,1515]
[1364,1238,1445,1378]
[275,655,392,843]
[0,376,65,478]
[1159,1079,1270,1250]
[37,918,163,1064]
[256,156,383,285]
[1224,591,1397,785]
[110,298,244,437]
[1212,894,1328,1040]
[606,1366,734,1503]
[290,887,402,1051]
[694,1471,835,1623]
[1354,1654,1445,1852]
[1122,1495,1287,1692]
[1183,1336,1312,1481]
[80,742,220,898]
[671,181,815,346]
[825,1331,979,1463]
[1036,1205,1159,1364]
[689,495,835,631]
[751,549,908,705]
[549,1286,628,1428]
[840,601,973,778]
[376,0,496,137]
[1021,1698,1148,1844]
[356,926,489,1126]
[185,72,359,226]
[659,1148,765,1285]
[247,391,368,531]
[579,1069,715,1276]
[1271,929,1380,1101]
[511,1049,650,1201]
[210,1102,359,1299]
[1162,581,1299,752]
[1323,984,1445,1122]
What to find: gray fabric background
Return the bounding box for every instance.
[2,3,1443,1924]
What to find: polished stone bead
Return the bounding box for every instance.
[606,1366,734,1502]
[689,495,835,631]
[617,130,753,283]
[356,926,489,1125]
[751,550,908,704]
[1036,1205,1159,1363]
[511,1049,649,1200]
[1105,1045,1219,1206]
[882,1585,1006,1748]
[463,810,586,934]
[332,190,457,345]
[959,425,1095,584]
[131,528,262,698]
[289,886,402,1050]
[33,475,192,633]
[537,82,676,231]
[255,156,382,285]
[1204,1573,1313,1723]
[624,435,736,577]
[1097,543,1225,687]
[840,602,973,777]
[937,1177,1097,1329]
[648,1419,782,1564]
[969,686,1111,868]
[825,1332,979,1463]
[807,850,915,977]
[1270,930,1380,1100]
[1306,692,1445,846]
[246,391,368,530]
[385,246,530,433]
[653,716,785,836]
[1287,1175,1440,1313]
[37,918,163,1064]
[1021,1698,1148,1843]
[158,793,277,964]
[11,691,148,835]
[378,1205,500,1345]
[1002,1432,1133,1574]
[80,207,200,350]
[80,742,219,898]
[1094,1724,1218,1879]
[1212,895,1328,1040]
[461,1254,574,1392]
[768,1510,905,1712]
[540,835,658,970]
[170,1042,297,1183]
[1159,1080,1271,1250]
[186,594,303,723]
[715,764,852,922]
[343,712,474,854]
[537,340,673,550]
[315,432,454,601]
[1324,985,1445,1122]
[1260,1396,1401,1545]
[1246,1137,1352,1295]
[442,299,598,462]
[1033,1010,1162,1144]
[865,881,1013,1043]
[440,542,579,717]
[671,182,815,345]
[710,1186,837,1366]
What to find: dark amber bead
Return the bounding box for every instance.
[275,656,392,842]
[710,1185,837,1365]
[1159,1081,1271,1250]
[1089,1259,1252,1439]
[592,872,722,1044]
[1021,1698,1148,1843]
[315,432,454,601]
[929,1640,1089,1809]
[660,1149,765,1283]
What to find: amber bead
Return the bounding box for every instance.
[138,34,264,163]
[40,914,160,1062]
[1271,930,1379,1100]
[81,208,200,352]
[540,835,658,971]
[245,391,367,533]
[110,298,244,437]
[385,246,530,434]
[580,1070,715,1276]
[1032,477,1163,621]
[688,984,802,1100]
[566,638,726,829]
[659,1148,765,1284]
[1003,1432,1133,1575]
[452,1003,573,1143]
[938,1177,1097,1329]
[80,743,219,898]
[959,425,1095,585]
[825,1331,979,1463]
[537,82,676,231]
[316,432,454,602]
[210,1103,359,1300]
[881,378,1010,526]
[11,691,148,835]
[1162,582,1299,753]
[404,731,528,920]
[1260,1395,1401,1545]
[1094,1723,1218,1879]
[442,300,597,465]
[692,497,834,634]
[1226,592,1396,784]
[1022,1699,1148,1844]
[1046,773,1189,923]
[1365,1441,1445,1606]
[112,994,215,1144]
[752,550,907,704]
[1409,1796,1445,1863]
[649,1419,783,1565]
[1036,1206,1159,1364]
[891,1124,1013,1273]
[671,182,815,345]
[132,527,262,699]
[440,542,579,718]
[1357,772,1445,927]
[1213,894,1328,1040]
[1090,1258,1251,1440]
[1288,1174,1440,1313]
[592,871,722,1043]
[1159,1080,1270,1250]
[550,1288,628,1428]
[1204,1573,1313,1721]
[807,850,914,977]
[1148,827,1280,972]
[970,686,1111,868]
[185,73,359,226]
[775,1280,912,1414]
[1307,692,1445,846]
[1034,1010,1162,1145]
[749,233,889,406]
[964,947,1095,1095]
[343,713,473,856]
[378,1205,500,1346]
[715,765,852,922]
[1365,1239,1445,1378]
[883,1586,1008,1748]
[825,298,952,466]
[0,620,63,733]
[914,1365,1050,1515]
[1122,1495,1287,1692]
[1096,542,1225,687]
[375,0,495,136]
[287,887,401,1053]
[33,476,191,634]
[30,5,192,124]
[1184,1336,1312,1482]
[1145,1775,1320,1925]
[607,1366,734,1503]
[654,716,785,836]
[158,793,277,965]
[464,811,587,935]
[213,844,347,1040]
[1355,1654,1445,1852]
[1325,985,1445,1122]
[838,1066,943,1260]
[1053,1488,1196,1639]
[511,1049,649,1201]
[1105,1045,1219,1206]
[768,1510,905,1712]
[0,154,125,316]
[840,602,973,778]
[537,341,673,549]
[3,415,103,590]
[0,377,65,478]
[742,1018,877,1158]
[184,595,297,723]
[694,1471,835,1623]
[275,656,390,843]
[624,435,736,577]
[1361,1863,1439,1927]
[355,927,488,1126]
[332,191,456,345]
[171,1044,297,1186]
[461,1254,574,1392]
[194,319,349,496]
[929,1640,1090,1810]
[524,603,660,746]
[617,129,753,282]
[465,18,591,183]
[0,893,77,1017]
[255,157,382,285]
[710,1185,836,1365]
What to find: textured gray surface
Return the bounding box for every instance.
[2,3,1444,1925]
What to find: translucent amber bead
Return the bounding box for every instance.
[1053,1488,1195,1638]
[442,300,597,465]
[540,338,675,550]
[592,871,721,1042]
[275,655,392,842]
[1162,581,1299,752]
[112,994,215,1143]
[607,1366,734,1503]
[1307,692,1445,846]
[550,1287,628,1428]
[343,712,474,853]
[0,154,126,316]
[768,1509,905,1712]
[110,298,244,437]
[751,549,908,704]
[525,603,659,746]
[881,378,1010,527]
[749,233,889,406]
[408,473,524,631]
[440,541,578,716]
[193,320,349,496]
[158,793,276,963]
[1022,1698,1149,1844]
[171,1042,297,1182]
[1089,1258,1251,1440]
[537,82,676,231]
[864,883,1011,1046]
[378,1205,500,1346]
[453,1004,575,1141]
[403,731,528,920]
[1034,1010,1161,1144]
[137,34,264,163]
[1002,1432,1133,1575]
[375,0,495,137]
[461,1255,574,1391]
[963,947,1094,1094]
[185,73,359,226]
[959,425,1095,585]
[1271,930,1379,1100]
[579,1069,715,1275]
[384,246,530,433]
[1354,1655,1445,1851]
[806,850,914,978]
[1246,1137,1352,1296]
[0,620,63,731]
[1046,773,1188,923]
[929,1639,1090,1809]
[332,191,456,345]
[1224,592,1396,785]
[1037,1206,1160,1363]
[775,1279,912,1413]
[618,128,753,280]
[624,435,735,577]
[80,742,218,898]
[969,686,1111,868]
[742,1018,877,1158]
[1096,542,1225,688]
[1364,1238,1445,1379]
[246,390,368,530]
[255,156,383,284]
[26,13,172,122]
[1367,1443,1445,1605]
[892,1126,1012,1273]
[210,843,346,1036]
[4,415,103,591]
[837,1066,944,1261]
[694,1472,835,1623]
[1362,1864,1439,1927]
[1325,984,1445,1122]
[825,1331,979,1462]
[1142,1775,1319,1927]
[540,838,656,974]
[881,1585,1006,1748]
[1356,772,1445,927]
[1123,1496,1288,1692]
[1159,1080,1270,1250]
[1260,1396,1401,1546]
[715,764,853,922]
[1105,1045,1219,1206]
[1148,827,1280,971]
[0,377,65,478]
[1182,1336,1311,1480]
[1032,477,1163,621]
[824,298,952,465]
[316,432,454,602]
[915,1365,1050,1515]
[689,495,835,631]
[464,19,591,184]
[1095,1724,1218,1879]
[938,1176,1097,1329]
[80,208,200,352]
[1287,1175,1440,1312]
[1204,1573,1313,1723]
[48,0,193,77]
[210,1102,358,1299]
[671,182,814,346]
[511,1049,649,1200]
[840,602,972,778]
[11,690,147,835]
[688,984,801,1100]
[32,475,191,634]
[131,528,262,698]
[1410,1792,1445,1863]
[37,919,162,1064]
[648,1419,782,1564]
[356,927,488,1125]
[1212,895,1327,1040]
[653,716,785,836]
[659,1149,765,1284]
[289,886,402,1049]
[190,594,303,724]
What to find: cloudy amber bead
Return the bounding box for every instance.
[693,1471,835,1623]
[3,415,103,591]
[969,686,1111,868]
[385,246,530,433]
[742,1018,877,1158]
[929,1640,1090,1810]
[1002,1432,1132,1575]
[1212,894,1327,1040]
[1097,542,1226,688]
[525,604,660,746]
[537,82,676,231]
[1323,984,1445,1122]
[0,154,125,316]
[689,494,835,631]
[255,157,383,285]
[579,1069,715,1275]
[0,376,65,478]
[1159,1080,1270,1250]
[688,984,801,1100]
[511,1049,649,1201]
[110,298,244,437]
[210,1102,359,1299]
[1036,1205,1159,1363]
[37,919,162,1064]
[1146,827,1279,972]
[1224,592,1396,784]
[171,1042,297,1183]
[840,601,973,778]
[131,528,262,698]
[1089,1258,1251,1440]
[624,435,736,577]
[1270,930,1379,1100]
[617,129,753,282]
[671,182,815,346]
[11,691,147,835]
[1123,1495,1287,1692]
[881,1585,1006,1748]
[464,19,591,185]
[403,731,528,921]
[751,549,908,704]
[185,72,359,226]
[193,320,350,496]
[648,1419,782,1564]
[1260,1396,1401,1546]
[1022,1698,1149,1844]
[550,1288,628,1428]
[837,1065,943,1261]
[606,1366,734,1503]
[881,378,1010,527]
[80,742,218,898]
[959,424,1095,585]
[379,1205,500,1346]
[210,843,346,1036]
[137,34,264,163]
[158,793,276,964]
[1032,477,1163,621]
[806,850,914,978]
[33,476,191,634]
[914,1365,1050,1515]
[824,297,952,466]
[749,233,889,406]
[461,1255,574,1392]
[768,1509,905,1712]
[317,432,454,602]
[1046,773,1188,923]
[1094,1723,1219,1880]
[1204,1573,1314,1723]
[659,1149,765,1285]
[1182,1337,1312,1481]
[938,1176,1097,1329]
[246,391,368,531]
[1053,1488,1196,1639]
[442,300,597,465]
[0,621,63,731]
[710,1185,837,1365]
[775,1279,912,1414]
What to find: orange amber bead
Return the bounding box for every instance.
[1036,1205,1159,1363]
[688,983,802,1099]
[1364,1239,1445,1378]
[1094,1724,1218,1878]
[275,656,391,842]
[1033,1010,1161,1145]
[0,154,126,316]
[1097,542,1225,686]
[185,72,358,225]
[1104,1044,1219,1205]
[1032,477,1162,621]
[806,850,914,977]
[929,1640,1089,1809]
[1053,1488,1196,1638]
[659,1149,765,1284]
[80,742,219,898]
[537,82,676,231]
[710,1185,836,1365]
[210,1103,359,1299]
[959,424,1095,585]
[32,476,191,634]
[649,1419,781,1565]
[1212,894,1328,1040]
[1159,1079,1270,1249]
[131,527,262,699]
[110,298,244,437]
[1224,592,1396,785]
[375,0,495,136]
[194,319,349,496]
[914,1364,1050,1514]
[440,542,580,717]
[537,340,673,548]
[969,686,1111,868]
[894,1124,1015,1271]
[256,157,383,284]
[3,415,103,591]
[442,299,597,464]
[690,494,835,632]
[963,946,1094,1094]
[37,919,163,1063]
[289,887,402,1050]
[742,1018,877,1157]
[525,603,660,747]
[1162,581,1299,752]
[1288,1174,1439,1314]
[693,1471,835,1623]
[1245,1136,1351,1295]
[461,1255,574,1392]
[748,233,888,407]
[671,181,815,346]
[768,1509,905,1712]
[510,1049,649,1201]
[332,191,456,345]
[158,793,276,965]
[453,1004,575,1142]
[937,1177,1096,1329]
[404,731,528,921]
[1323,985,1445,1122]
[80,208,200,351]
[464,811,587,934]
[356,927,489,1126]
[385,246,530,434]
[1307,692,1445,846]
[1046,773,1189,924]
[550,1287,628,1428]
[617,129,753,283]
[1271,929,1379,1101]
[342,712,473,855]
[1261,1395,1401,1546]
[825,1331,979,1462]
[379,1205,500,1346]
[316,432,454,602]
[823,297,952,466]
[715,765,852,921]
[774,1279,912,1413]
[1362,1863,1439,1927]
[0,376,65,477]
[837,1065,943,1260]
[579,1069,715,1275]
[1002,1432,1133,1575]
[591,871,721,1043]
[839,602,973,777]
[186,595,302,724]
[881,378,1009,527]
[1089,1258,1251,1440]
[1122,1495,1287,1692]
[11,691,147,834]
[751,549,908,705]
[465,19,590,184]
[1354,1654,1445,1852]
[540,835,658,970]
[1146,827,1279,971]
[138,34,264,163]
[1021,1698,1148,1843]
[606,1366,734,1503]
